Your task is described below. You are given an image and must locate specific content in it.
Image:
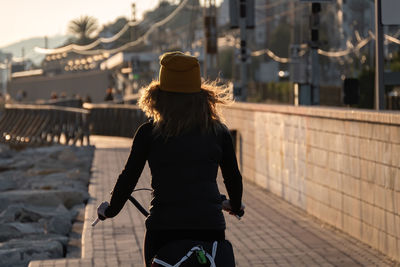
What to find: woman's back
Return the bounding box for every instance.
[145,122,227,230]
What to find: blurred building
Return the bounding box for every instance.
[8,51,112,103]
[0,51,12,96]
[100,51,159,96]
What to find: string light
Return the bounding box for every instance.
[32,0,400,64]
[385,34,400,45]
[251,49,290,63]
[34,0,190,55]
[250,33,376,63]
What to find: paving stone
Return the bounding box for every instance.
[29,136,397,267]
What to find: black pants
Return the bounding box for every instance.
[144,229,225,266]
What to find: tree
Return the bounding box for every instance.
[68,15,99,45]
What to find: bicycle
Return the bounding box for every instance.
[92,189,244,267]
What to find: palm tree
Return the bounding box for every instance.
[68,15,99,45]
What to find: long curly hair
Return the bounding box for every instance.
[138,80,232,137]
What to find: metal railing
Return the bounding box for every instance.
[38,98,84,108]
[0,104,90,147]
[387,93,400,110]
[83,103,147,138]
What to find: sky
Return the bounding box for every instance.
[0,0,161,48]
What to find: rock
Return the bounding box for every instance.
[2,234,69,248]
[46,215,72,235]
[0,176,17,191]
[0,190,89,212]
[0,144,94,266]
[19,172,88,192]
[0,240,63,267]
[0,158,15,172]
[0,170,26,192]
[0,204,72,224]
[67,168,91,183]
[11,145,66,172]
[0,144,15,159]
[57,147,78,162]
[27,161,69,175]
[8,158,34,170]
[69,203,85,220]
[7,222,44,235]
[12,206,43,223]
[18,145,65,158]
[0,248,23,267]
[0,224,23,242]
[0,222,45,242]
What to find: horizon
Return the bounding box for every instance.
[0,0,223,49]
[0,0,161,48]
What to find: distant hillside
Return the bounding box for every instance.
[0,35,70,66]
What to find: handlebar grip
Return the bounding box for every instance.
[92,213,107,227]
[220,194,227,202]
[235,209,245,217]
[92,218,100,227]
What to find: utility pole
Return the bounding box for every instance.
[203,0,218,79]
[374,0,384,110]
[310,2,321,105]
[228,0,254,101]
[131,3,137,42]
[239,0,248,101]
[44,36,48,49]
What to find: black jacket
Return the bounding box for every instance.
[105,122,243,230]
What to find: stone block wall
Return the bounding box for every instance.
[222,103,400,261]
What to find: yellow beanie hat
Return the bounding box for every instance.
[159,51,201,93]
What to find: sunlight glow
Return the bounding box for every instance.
[0,0,161,48]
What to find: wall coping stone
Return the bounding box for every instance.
[224,102,400,125]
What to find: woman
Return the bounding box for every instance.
[97,51,244,266]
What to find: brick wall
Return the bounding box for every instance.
[222,102,400,261]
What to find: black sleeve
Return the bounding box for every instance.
[105,123,152,218]
[219,126,243,213]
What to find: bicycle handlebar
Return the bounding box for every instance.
[93,193,244,227]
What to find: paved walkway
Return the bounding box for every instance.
[29,136,397,267]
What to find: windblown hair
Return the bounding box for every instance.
[138,80,232,137]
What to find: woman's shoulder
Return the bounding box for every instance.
[140,120,154,129]
[212,122,232,141]
[214,121,229,134]
[135,121,154,136]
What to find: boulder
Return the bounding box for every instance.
[0,190,89,212]
[0,176,17,192]
[66,168,91,184]
[0,204,72,224]
[0,248,23,267]
[19,172,88,192]
[0,158,15,172]
[0,144,15,158]
[57,147,78,162]
[0,224,23,242]
[46,214,72,235]
[69,203,85,220]
[2,234,69,248]
[5,205,43,223]
[0,144,94,266]
[0,222,45,242]
[7,222,44,235]
[0,240,63,267]
[7,158,35,170]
